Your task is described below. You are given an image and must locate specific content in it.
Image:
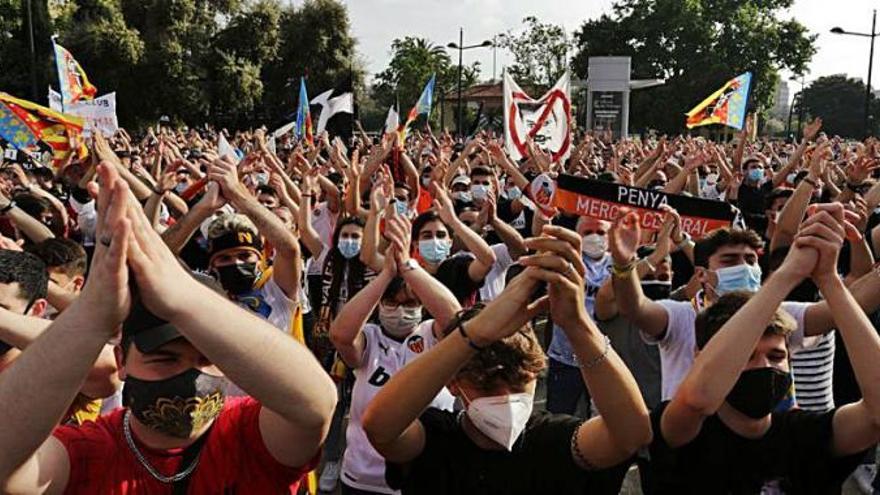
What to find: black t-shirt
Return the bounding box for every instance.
[648,401,864,494]
[497,198,534,240]
[434,252,482,306]
[386,408,629,495]
[737,181,774,216]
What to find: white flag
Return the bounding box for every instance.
[218,134,238,163]
[312,90,354,134]
[384,106,399,135]
[503,71,572,163]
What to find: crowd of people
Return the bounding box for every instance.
[2,114,880,494]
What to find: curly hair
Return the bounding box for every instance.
[445,307,547,392]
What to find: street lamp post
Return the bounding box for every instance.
[26,0,37,101]
[447,29,492,138]
[831,9,878,138]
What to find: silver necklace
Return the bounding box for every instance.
[123,409,201,483]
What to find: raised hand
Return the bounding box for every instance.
[847,156,880,184]
[519,225,590,332]
[804,117,823,142]
[80,162,133,332]
[609,209,641,265]
[208,156,245,201]
[198,181,227,211]
[790,203,861,286]
[384,213,413,266]
[430,182,457,225]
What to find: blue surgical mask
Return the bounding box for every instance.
[394,200,409,217]
[338,238,361,259]
[418,238,451,264]
[699,178,707,191]
[786,173,797,184]
[748,168,764,183]
[255,172,269,185]
[471,184,489,201]
[506,186,522,200]
[713,263,762,295]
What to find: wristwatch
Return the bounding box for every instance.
[400,258,420,274]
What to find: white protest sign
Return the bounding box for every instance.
[503,71,572,163]
[48,89,118,137]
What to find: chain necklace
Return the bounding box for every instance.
[123,409,201,483]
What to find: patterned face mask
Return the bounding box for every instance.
[123,367,226,438]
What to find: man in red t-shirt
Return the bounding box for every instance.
[0,162,337,494]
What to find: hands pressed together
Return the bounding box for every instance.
[78,162,201,336]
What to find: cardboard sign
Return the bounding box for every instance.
[48,89,118,137]
[553,174,736,238]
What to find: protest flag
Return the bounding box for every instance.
[295,77,314,145]
[384,106,400,136]
[311,89,354,135]
[397,74,435,144]
[685,72,752,130]
[52,39,97,108]
[0,92,87,170]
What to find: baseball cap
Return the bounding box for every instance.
[451,175,471,187]
[122,272,224,353]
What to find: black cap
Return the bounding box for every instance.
[122,272,224,353]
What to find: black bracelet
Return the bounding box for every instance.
[457,321,486,351]
[0,200,15,215]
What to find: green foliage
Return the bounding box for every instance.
[572,0,816,133]
[372,36,479,125]
[1,0,358,130]
[801,75,880,138]
[497,16,572,88]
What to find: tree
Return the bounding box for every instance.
[372,36,479,129]
[260,0,362,126]
[0,0,360,130]
[572,0,816,134]
[801,75,880,138]
[0,0,53,102]
[497,16,571,88]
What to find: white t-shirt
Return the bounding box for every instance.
[342,320,455,493]
[643,298,810,401]
[234,275,297,333]
[479,244,515,301]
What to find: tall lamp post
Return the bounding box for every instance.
[831,9,878,138]
[447,28,492,138]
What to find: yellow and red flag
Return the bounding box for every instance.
[53,40,97,108]
[686,72,752,130]
[0,92,88,170]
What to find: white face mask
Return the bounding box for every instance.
[581,233,608,259]
[463,391,534,451]
[378,303,423,337]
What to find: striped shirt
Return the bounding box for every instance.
[791,332,835,412]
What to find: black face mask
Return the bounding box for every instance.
[641,281,672,301]
[123,367,226,438]
[726,367,792,419]
[213,262,259,294]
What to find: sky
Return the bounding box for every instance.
[335,0,880,103]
